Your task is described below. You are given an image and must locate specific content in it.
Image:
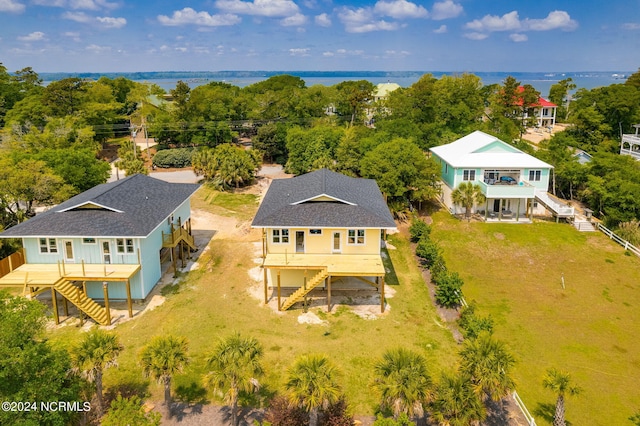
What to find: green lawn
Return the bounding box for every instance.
[48,189,458,416]
[431,211,640,425]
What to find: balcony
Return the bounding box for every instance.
[477,180,535,199]
[621,134,640,160]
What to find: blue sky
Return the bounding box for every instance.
[0,0,639,73]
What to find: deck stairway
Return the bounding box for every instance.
[572,216,596,232]
[280,269,329,311]
[162,225,196,250]
[534,190,575,219]
[54,279,110,325]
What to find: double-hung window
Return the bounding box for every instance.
[347,229,365,245]
[462,170,476,181]
[529,170,541,181]
[39,238,58,254]
[116,238,135,254]
[272,229,289,244]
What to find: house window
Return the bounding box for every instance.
[116,238,134,253]
[272,229,289,244]
[529,170,541,181]
[463,170,476,181]
[82,238,96,245]
[39,238,58,254]
[347,229,365,245]
[309,229,322,235]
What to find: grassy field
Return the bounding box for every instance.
[48,188,459,417]
[431,211,640,425]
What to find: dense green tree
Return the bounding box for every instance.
[0,291,85,426]
[543,368,582,426]
[139,335,189,413]
[71,329,124,416]
[548,78,576,121]
[334,80,375,125]
[117,140,148,176]
[253,122,289,164]
[430,371,486,426]
[203,333,264,426]
[102,395,161,426]
[372,348,433,421]
[626,68,640,89]
[285,125,344,174]
[192,144,261,189]
[458,332,516,401]
[170,80,191,120]
[451,182,486,219]
[286,354,341,426]
[42,77,87,116]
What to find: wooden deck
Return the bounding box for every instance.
[263,253,385,276]
[0,263,141,287]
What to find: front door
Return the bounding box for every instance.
[493,199,501,212]
[295,231,305,253]
[101,240,112,264]
[332,232,341,253]
[63,240,74,263]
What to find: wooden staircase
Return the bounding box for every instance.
[54,279,110,325]
[280,269,329,311]
[163,225,196,250]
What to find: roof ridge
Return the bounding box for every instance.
[86,174,142,207]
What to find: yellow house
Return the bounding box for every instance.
[251,169,397,312]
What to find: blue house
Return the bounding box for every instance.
[430,131,574,221]
[0,174,199,325]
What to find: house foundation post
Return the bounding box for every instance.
[102,282,111,325]
[380,275,385,313]
[63,297,69,317]
[277,270,281,311]
[126,279,133,318]
[263,267,268,304]
[517,199,521,221]
[51,287,59,325]
[327,275,332,312]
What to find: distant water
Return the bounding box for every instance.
[39,70,632,97]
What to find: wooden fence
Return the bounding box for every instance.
[0,250,25,279]
[597,223,640,257]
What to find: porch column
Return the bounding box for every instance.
[102,282,111,325]
[517,199,521,221]
[277,270,281,311]
[63,297,69,317]
[126,279,133,318]
[171,246,177,278]
[485,199,488,220]
[327,275,332,313]
[380,276,385,313]
[263,267,268,304]
[499,199,503,221]
[51,287,59,325]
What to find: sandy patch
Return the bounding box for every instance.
[298,312,328,325]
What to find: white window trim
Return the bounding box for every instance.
[462,169,476,181]
[271,229,290,244]
[39,238,58,254]
[529,170,542,181]
[347,229,366,245]
[309,229,322,235]
[82,238,97,245]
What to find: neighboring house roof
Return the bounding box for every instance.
[374,82,401,99]
[429,130,553,169]
[573,149,593,164]
[0,174,200,238]
[515,86,557,108]
[252,169,396,229]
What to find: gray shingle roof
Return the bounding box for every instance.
[252,169,396,228]
[0,174,200,238]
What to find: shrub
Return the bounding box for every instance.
[321,398,354,426]
[458,302,494,339]
[433,271,464,308]
[415,236,441,267]
[617,219,640,246]
[264,395,309,426]
[373,413,416,426]
[152,148,194,168]
[409,217,431,242]
[101,395,161,426]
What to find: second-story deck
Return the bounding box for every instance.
[477,180,536,198]
[621,134,640,160]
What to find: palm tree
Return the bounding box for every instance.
[286,354,341,426]
[372,348,434,421]
[451,181,486,219]
[430,371,486,426]
[139,335,189,415]
[458,332,516,401]
[203,333,264,426]
[543,368,582,426]
[71,329,123,416]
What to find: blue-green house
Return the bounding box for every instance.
[0,174,200,305]
[430,131,566,221]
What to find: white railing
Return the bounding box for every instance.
[597,223,640,257]
[512,391,537,426]
[534,191,575,216]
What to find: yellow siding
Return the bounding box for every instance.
[266,228,381,255]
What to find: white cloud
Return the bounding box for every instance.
[158,8,241,27]
[384,50,409,57]
[373,0,427,19]
[62,11,92,22]
[215,0,299,17]
[337,7,399,33]
[523,10,577,31]
[433,24,447,34]
[0,0,25,13]
[622,22,640,30]
[324,48,364,56]
[289,48,310,56]
[509,33,528,42]
[63,31,81,41]
[86,44,111,52]
[322,51,334,56]
[33,0,119,10]
[280,12,306,26]
[431,0,462,20]
[96,16,126,28]
[465,10,521,32]
[17,31,46,41]
[463,32,488,40]
[315,13,331,27]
